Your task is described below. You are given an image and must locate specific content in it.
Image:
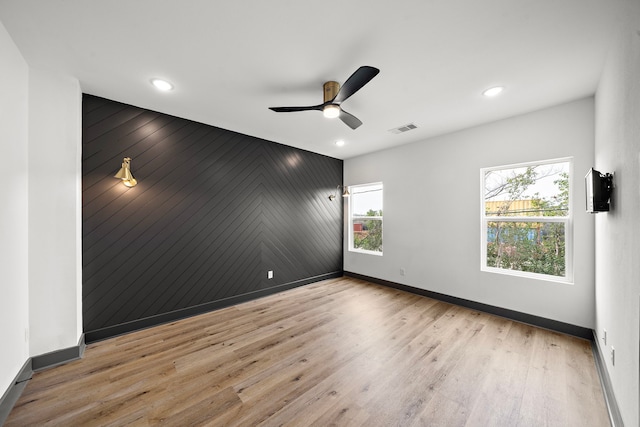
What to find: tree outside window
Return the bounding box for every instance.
[481,159,572,282]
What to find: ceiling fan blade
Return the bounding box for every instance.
[332,66,380,104]
[339,109,363,130]
[269,104,324,113]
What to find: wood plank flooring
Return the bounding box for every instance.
[5,277,610,426]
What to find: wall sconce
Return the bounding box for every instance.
[114,157,137,187]
[329,185,349,201]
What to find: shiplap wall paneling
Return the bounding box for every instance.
[82,95,343,340]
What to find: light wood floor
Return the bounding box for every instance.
[6,277,610,426]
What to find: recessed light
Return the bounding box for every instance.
[151,78,174,91]
[482,86,504,97]
[335,140,345,147]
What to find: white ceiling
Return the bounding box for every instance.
[0,0,625,159]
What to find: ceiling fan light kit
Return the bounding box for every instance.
[269,66,380,130]
[323,104,340,118]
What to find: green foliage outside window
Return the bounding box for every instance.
[487,221,566,276]
[353,209,383,252]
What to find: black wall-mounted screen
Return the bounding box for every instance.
[82,95,343,342]
[585,167,612,213]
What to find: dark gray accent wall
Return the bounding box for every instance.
[82,95,343,341]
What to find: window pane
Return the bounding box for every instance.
[486,221,566,277]
[353,218,382,252]
[350,182,383,254]
[352,183,383,217]
[484,162,570,217]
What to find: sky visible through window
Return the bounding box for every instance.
[484,162,569,203]
[351,183,382,215]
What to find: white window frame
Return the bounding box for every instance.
[348,182,383,256]
[480,157,573,284]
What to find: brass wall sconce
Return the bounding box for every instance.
[114,157,137,187]
[328,185,349,201]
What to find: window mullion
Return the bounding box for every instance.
[484,216,568,223]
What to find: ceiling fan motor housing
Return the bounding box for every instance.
[323,81,340,103]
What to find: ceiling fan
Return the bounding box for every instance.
[269,66,380,130]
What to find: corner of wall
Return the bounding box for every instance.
[27,68,83,356]
[0,15,31,408]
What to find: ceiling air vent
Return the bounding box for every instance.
[388,123,418,134]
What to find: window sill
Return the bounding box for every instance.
[349,249,383,257]
[481,266,574,284]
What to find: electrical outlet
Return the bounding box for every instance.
[268,270,273,279]
[602,329,607,346]
[611,347,615,366]
[400,268,406,276]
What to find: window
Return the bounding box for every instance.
[481,158,572,282]
[349,182,383,255]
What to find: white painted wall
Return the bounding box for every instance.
[0,19,30,397]
[1,17,82,401]
[345,98,595,328]
[28,68,83,356]
[594,1,640,425]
